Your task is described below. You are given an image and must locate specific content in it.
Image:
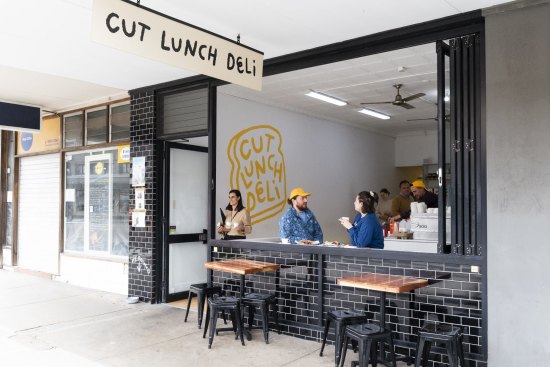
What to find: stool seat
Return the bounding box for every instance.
[242,292,280,344]
[184,283,222,329]
[320,309,369,367]
[339,323,397,367]
[415,322,467,367]
[203,296,245,349]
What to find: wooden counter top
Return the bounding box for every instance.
[337,273,428,293]
[204,258,281,275]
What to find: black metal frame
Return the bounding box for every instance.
[448,34,483,256]
[132,8,488,358]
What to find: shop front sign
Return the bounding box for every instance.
[91,0,264,91]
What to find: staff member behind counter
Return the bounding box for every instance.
[339,191,384,249]
[410,179,438,208]
[217,189,252,240]
[390,180,413,222]
[279,187,323,244]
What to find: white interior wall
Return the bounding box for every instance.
[394,131,438,167]
[216,93,398,242]
[485,2,550,365]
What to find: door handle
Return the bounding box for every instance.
[200,229,208,244]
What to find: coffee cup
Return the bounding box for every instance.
[339,217,349,222]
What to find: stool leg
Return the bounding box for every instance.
[248,304,255,331]
[414,336,425,367]
[202,304,210,339]
[320,318,331,356]
[446,342,458,367]
[235,304,245,346]
[335,322,346,367]
[230,310,238,335]
[271,301,281,334]
[197,292,206,329]
[338,336,349,367]
[387,336,397,367]
[457,335,467,367]
[207,307,218,349]
[371,341,378,367]
[364,340,373,367]
[184,292,194,322]
[421,340,432,367]
[261,302,269,344]
[357,338,366,367]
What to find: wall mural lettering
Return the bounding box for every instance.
[228,125,286,224]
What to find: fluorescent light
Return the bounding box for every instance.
[444,95,450,102]
[358,108,390,120]
[305,91,347,106]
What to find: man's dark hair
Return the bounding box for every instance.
[399,180,410,188]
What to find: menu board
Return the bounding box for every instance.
[88,159,109,251]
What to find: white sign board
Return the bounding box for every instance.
[91,0,264,90]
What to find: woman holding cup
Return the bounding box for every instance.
[217,189,252,240]
[339,191,384,249]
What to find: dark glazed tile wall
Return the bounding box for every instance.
[211,246,485,367]
[128,91,158,302]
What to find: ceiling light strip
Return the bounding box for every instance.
[305,91,347,106]
[358,108,390,120]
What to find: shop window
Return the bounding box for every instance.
[86,108,108,145]
[64,113,84,148]
[110,103,130,141]
[64,147,129,257]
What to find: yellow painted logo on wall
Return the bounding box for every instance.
[228,125,286,224]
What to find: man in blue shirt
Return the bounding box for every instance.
[279,187,323,244]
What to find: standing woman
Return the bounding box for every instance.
[217,189,252,240]
[339,191,384,249]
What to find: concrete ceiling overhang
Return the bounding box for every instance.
[0,0,513,119]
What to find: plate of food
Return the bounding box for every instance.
[297,239,320,245]
[323,241,341,247]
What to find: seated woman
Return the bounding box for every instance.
[217,189,252,240]
[339,191,384,249]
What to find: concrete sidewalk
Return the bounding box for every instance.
[0,269,407,366]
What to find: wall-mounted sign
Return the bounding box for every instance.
[0,100,41,132]
[91,0,264,91]
[16,115,61,155]
[131,156,146,187]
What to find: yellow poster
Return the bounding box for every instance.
[118,145,130,163]
[16,115,61,155]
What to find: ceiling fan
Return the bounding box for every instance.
[360,84,425,109]
[407,114,450,122]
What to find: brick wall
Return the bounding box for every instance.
[128,91,158,302]
[211,245,486,367]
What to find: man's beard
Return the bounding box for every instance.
[295,202,308,211]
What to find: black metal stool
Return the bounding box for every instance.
[184,283,223,329]
[339,323,397,367]
[242,292,281,344]
[202,296,245,349]
[319,309,369,367]
[415,322,467,367]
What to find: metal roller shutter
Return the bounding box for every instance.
[17,153,60,274]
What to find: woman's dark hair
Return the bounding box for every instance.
[380,188,390,195]
[226,189,245,212]
[357,191,378,214]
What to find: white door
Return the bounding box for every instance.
[167,145,208,298]
[18,154,60,274]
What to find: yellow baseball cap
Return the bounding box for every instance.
[411,180,426,189]
[288,187,311,200]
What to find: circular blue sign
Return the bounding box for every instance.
[21,132,33,151]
